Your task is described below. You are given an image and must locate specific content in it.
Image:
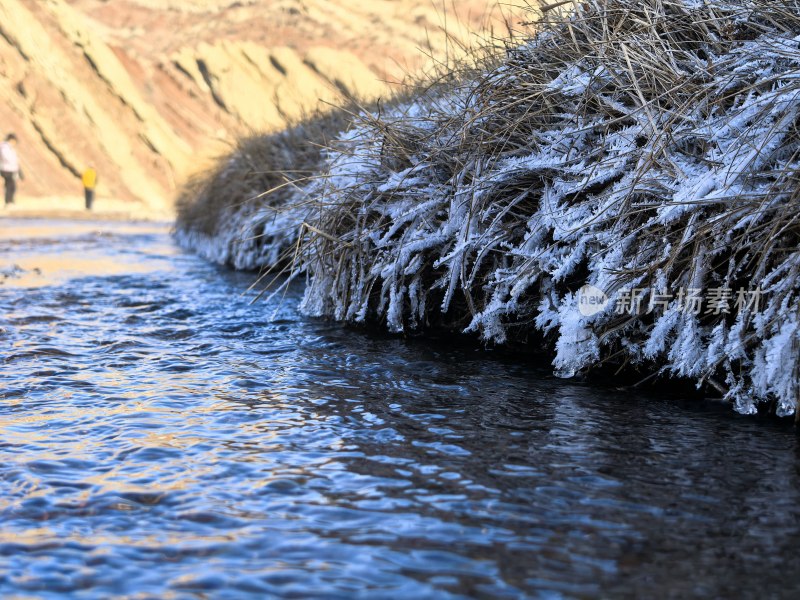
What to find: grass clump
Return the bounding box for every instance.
[295,0,800,416]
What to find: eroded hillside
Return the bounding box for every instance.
[0,0,519,209]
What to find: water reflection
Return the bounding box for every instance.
[1,219,800,598]
[0,220,172,288]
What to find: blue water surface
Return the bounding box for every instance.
[1,219,799,599]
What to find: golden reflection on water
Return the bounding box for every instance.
[0,220,172,288]
[2,254,159,288]
[0,526,235,548]
[0,221,168,240]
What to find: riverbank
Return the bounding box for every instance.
[175,0,800,418]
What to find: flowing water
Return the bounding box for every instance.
[2,219,800,599]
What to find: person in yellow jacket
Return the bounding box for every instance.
[82,167,97,210]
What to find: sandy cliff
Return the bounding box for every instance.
[0,0,517,210]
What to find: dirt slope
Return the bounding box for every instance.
[0,0,521,210]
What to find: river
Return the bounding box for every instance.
[1,219,799,598]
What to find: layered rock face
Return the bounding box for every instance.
[0,0,513,210]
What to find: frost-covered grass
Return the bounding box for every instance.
[296,0,800,417]
[175,0,800,417]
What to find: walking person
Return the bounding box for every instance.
[82,166,97,210]
[1,133,23,206]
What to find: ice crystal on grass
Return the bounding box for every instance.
[295,0,800,416]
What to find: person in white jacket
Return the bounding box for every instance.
[1,133,23,206]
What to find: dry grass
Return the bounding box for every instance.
[173,109,353,269]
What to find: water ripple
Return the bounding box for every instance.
[1,219,800,598]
